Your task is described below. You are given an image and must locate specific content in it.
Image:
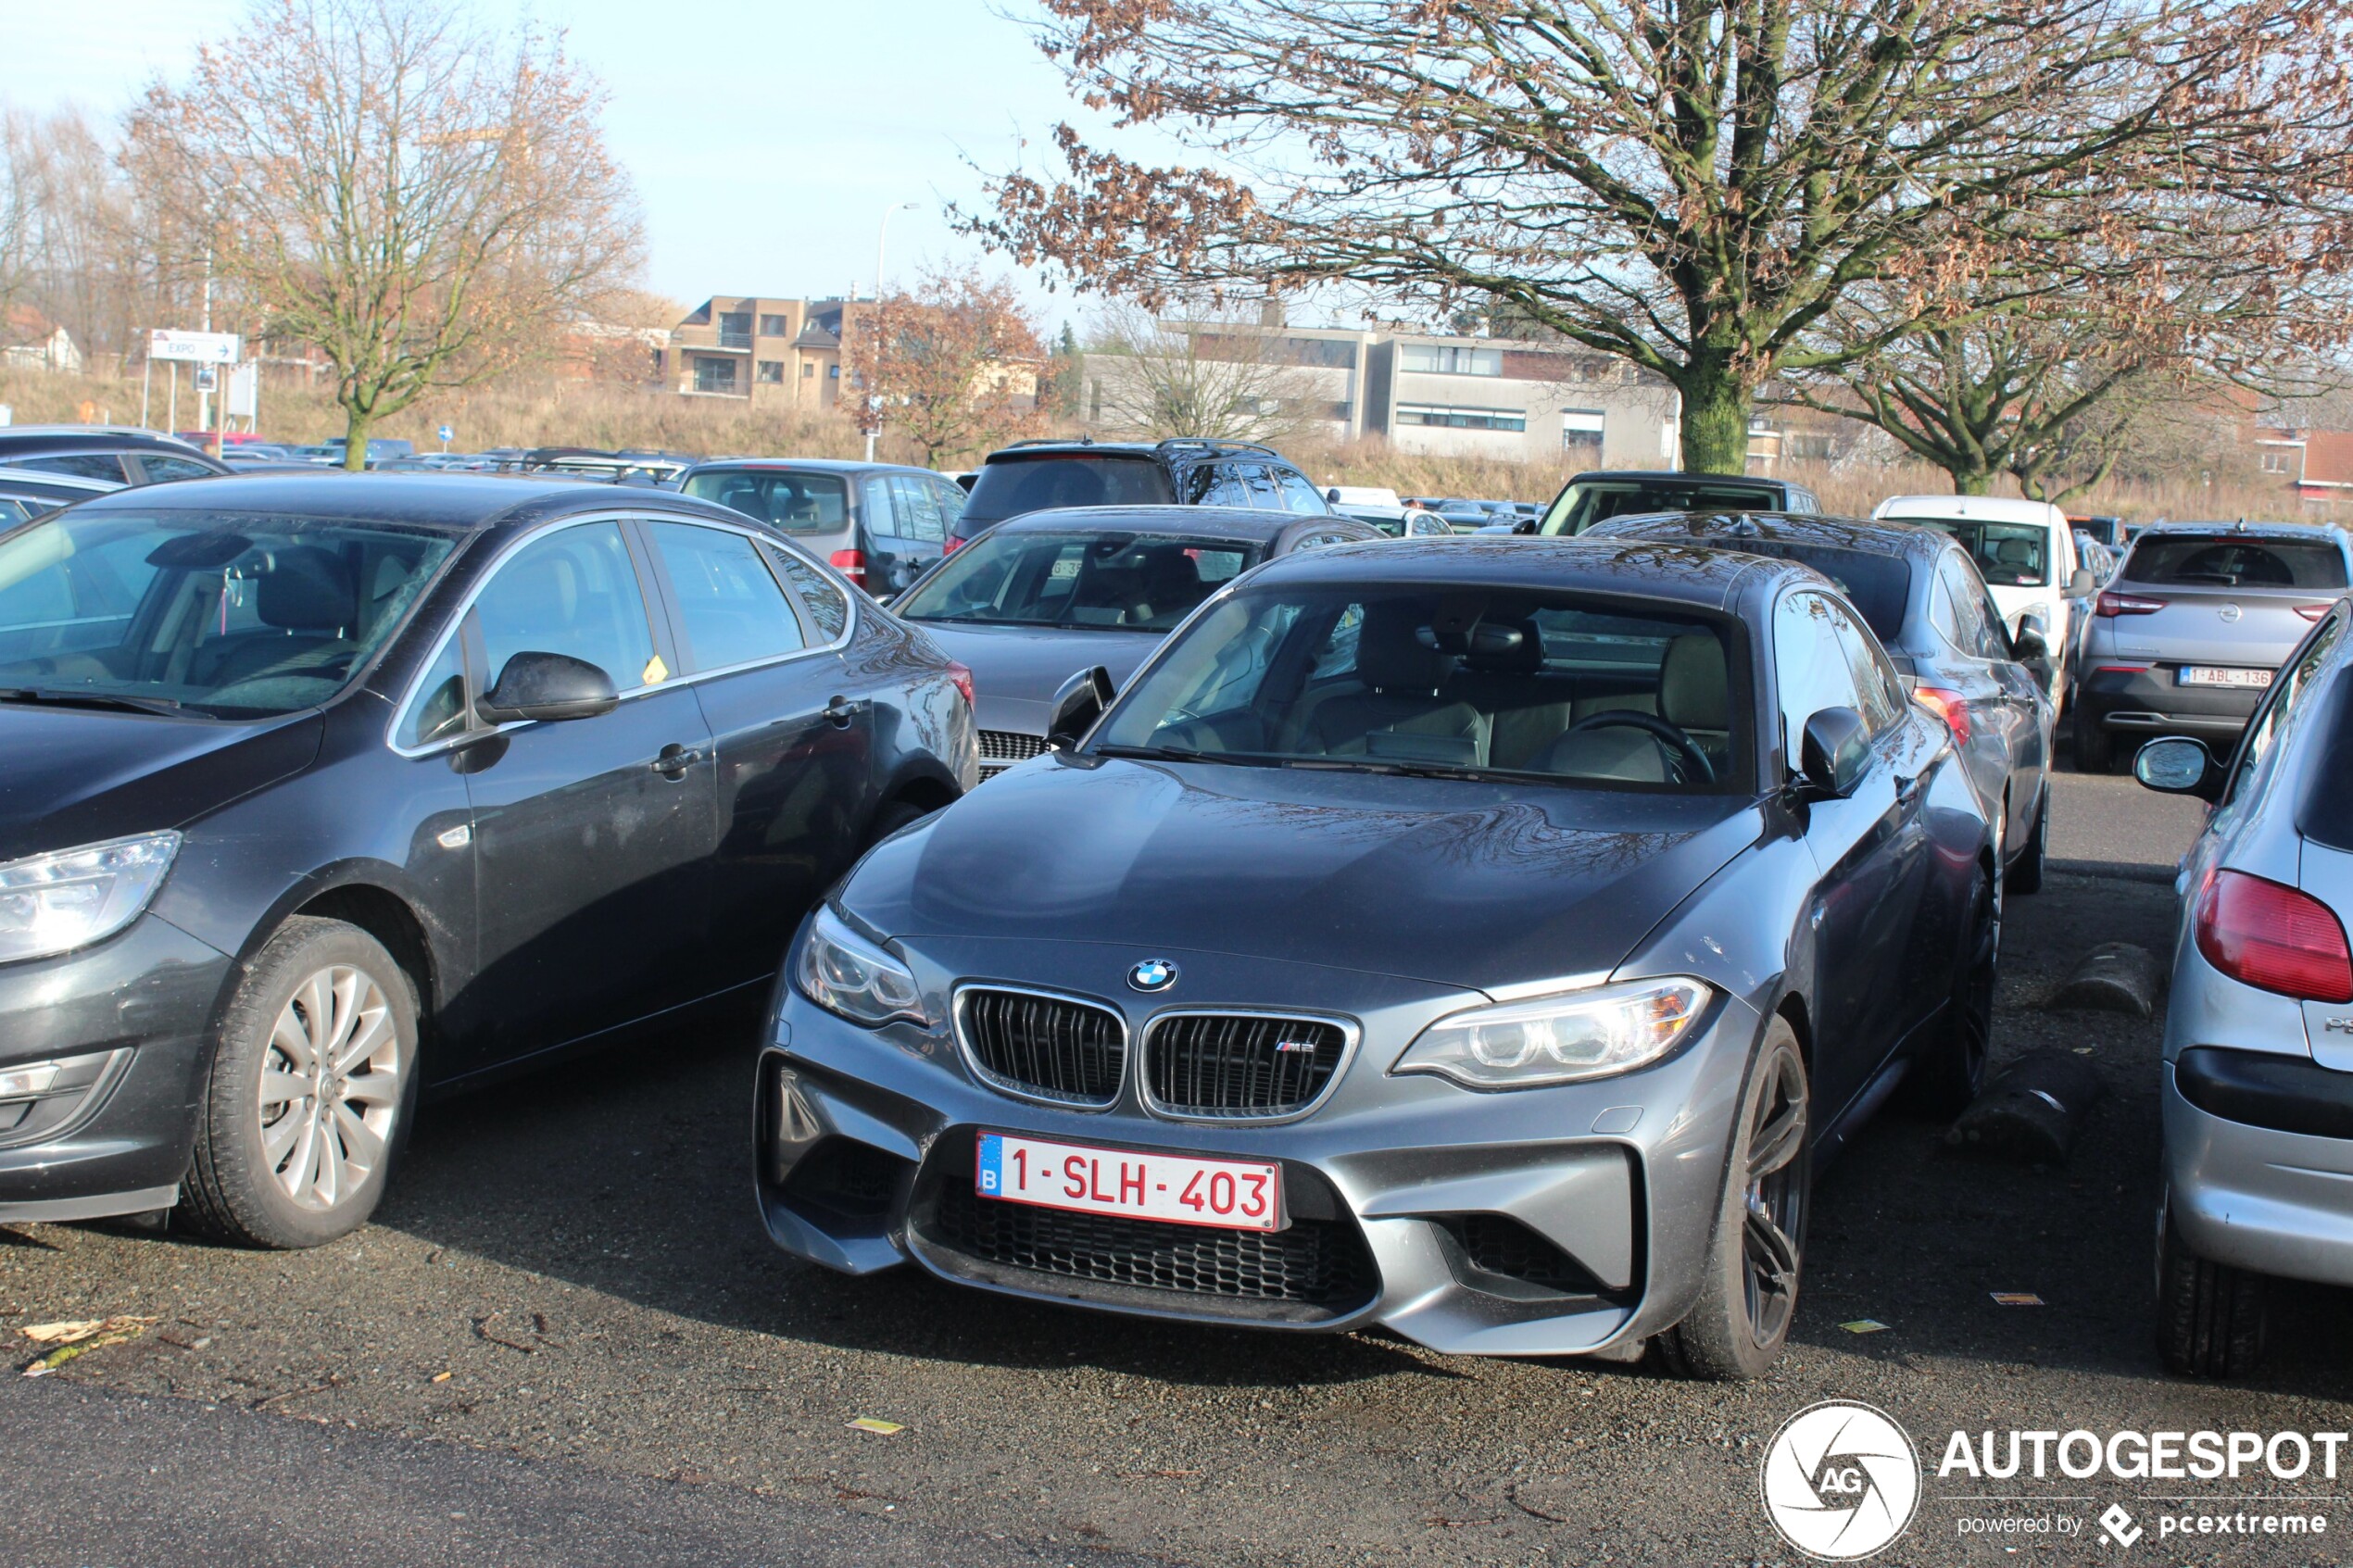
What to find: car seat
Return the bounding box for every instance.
[1302,601,1490,765]
[206,546,358,688]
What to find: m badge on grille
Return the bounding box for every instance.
[1128,959,1178,992]
[1275,1038,1319,1054]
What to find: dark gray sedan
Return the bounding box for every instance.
[889,506,1382,777]
[1588,511,2057,892]
[759,539,1996,1378]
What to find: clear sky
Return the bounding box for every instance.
[5,0,1140,333]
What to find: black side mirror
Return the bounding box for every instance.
[1325,486,1341,504]
[1046,665,1115,750]
[2133,735,2223,803]
[476,651,619,724]
[2011,623,2048,661]
[2069,567,2098,597]
[1514,517,1538,534]
[1798,707,1870,798]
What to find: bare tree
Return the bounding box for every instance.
[965,0,2353,474]
[124,0,644,468]
[1082,302,1324,443]
[844,268,1049,466]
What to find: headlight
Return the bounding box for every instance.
[793,906,930,1028]
[0,832,182,966]
[1393,976,1711,1089]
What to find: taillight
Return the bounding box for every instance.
[2096,591,2166,617]
[1912,685,1971,746]
[942,535,964,556]
[946,660,975,708]
[2296,604,2334,622]
[2195,869,2353,1002]
[829,548,867,585]
[2094,664,2151,674]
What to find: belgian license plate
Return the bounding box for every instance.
[2179,666,2272,688]
[975,1131,1283,1232]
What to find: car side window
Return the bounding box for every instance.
[472,522,661,693]
[764,543,850,641]
[645,522,806,671]
[138,455,220,483]
[1235,464,1284,508]
[930,479,967,533]
[1195,464,1252,508]
[887,475,946,543]
[860,477,900,538]
[22,453,127,483]
[1273,467,1328,515]
[2223,612,2345,807]
[1774,590,1866,762]
[1825,600,1905,734]
[398,633,471,748]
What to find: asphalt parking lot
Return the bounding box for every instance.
[6,771,2348,1567]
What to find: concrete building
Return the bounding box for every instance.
[665,295,854,408]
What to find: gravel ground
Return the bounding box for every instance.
[6,813,2349,1564]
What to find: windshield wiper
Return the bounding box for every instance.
[1092,743,1278,768]
[0,686,186,718]
[1282,756,1499,784]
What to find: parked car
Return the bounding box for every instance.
[0,426,230,486]
[521,447,698,486]
[1871,497,2095,708]
[1325,485,1402,509]
[758,537,1996,1379]
[2070,514,2127,549]
[948,439,1333,550]
[318,437,418,469]
[2130,599,2353,1374]
[890,506,1382,778]
[2073,521,2352,771]
[1328,500,1455,538]
[0,473,975,1245]
[1588,509,2057,892]
[680,458,966,598]
[1518,470,1822,536]
[0,465,122,525]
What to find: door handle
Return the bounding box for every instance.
[824,695,868,727]
[650,743,705,778]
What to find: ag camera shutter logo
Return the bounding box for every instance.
[1760,1400,1922,1560]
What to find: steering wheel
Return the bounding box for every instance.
[1556,709,1715,784]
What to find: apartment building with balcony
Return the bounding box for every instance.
[666,295,854,407]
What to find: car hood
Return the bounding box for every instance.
[0,705,324,863]
[902,621,1164,735]
[841,755,1763,994]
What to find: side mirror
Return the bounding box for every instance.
[2133,736,2223,802]
[1798,707,1870,798]
[2010,623,2048,661]
[2069,567,2098,597]
[1514,517,1538,535]
[1046,664,1115,750]
[476,650,619,724]
[1325,486,1341,504]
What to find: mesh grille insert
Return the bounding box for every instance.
[958,987,1125,1105]
[1145,1014,1348,1117]
[978,730,1049,774]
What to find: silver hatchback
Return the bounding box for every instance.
[2133,597,2353,1374]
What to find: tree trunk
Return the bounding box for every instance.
[1944,467,1996,495]
[341,406,371,472]
[1677,358,1752,475]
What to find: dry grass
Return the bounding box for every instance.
[3,365,2321,523]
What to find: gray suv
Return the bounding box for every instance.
[2076,521,2352,771]
[2133,598,2353,1374]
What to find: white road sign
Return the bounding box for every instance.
[149,330,242,364]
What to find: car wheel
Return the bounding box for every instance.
[1898,865,1998,1118]
[865,797,934,847]
[182,917,420,1249]
[2007,788,2047,896]
[2073,709,2113,773]
[1658,1018,1810,1381]
[2157,1204,2266,1378]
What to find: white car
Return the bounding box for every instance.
[1872,495,2095,702]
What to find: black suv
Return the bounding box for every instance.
[950,438,1334,547]
[1508,470,1821,535]
[0,426,231,486]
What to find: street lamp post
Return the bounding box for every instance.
[864,201,920,462]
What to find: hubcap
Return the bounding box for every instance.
[258,964,403,1212]
[1742,1048,1809,1348]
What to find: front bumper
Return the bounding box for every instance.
[756,950,1762,1358]
[0,915,233,1223]
[2077,665,2264,742]
[2164,1050,2353,1288]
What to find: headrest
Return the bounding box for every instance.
[258,546,355,632]
[1659,633,1729,730]
[1356,600,1455,693]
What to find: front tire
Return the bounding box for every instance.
[2157,1204,2267,1378]
[2007,788,2047,896]
[2073,708,2114,773]
[182,917,420,1249]
[1659,1019,1811,1381]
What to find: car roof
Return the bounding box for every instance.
[678,458,934,477]
[1243,535,1784,610]
[0,425,215,455]
[1568,470,1795,487]
[2127,520,2347,546]
[986,505,1361,543]
[62,470,758,533]
[1586,508,1959,564]
[978,438,1289,464]
[1874,494,2066,525]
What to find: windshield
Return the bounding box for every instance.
[0,508,456,718]
[1092,583,1745,790]
[894,530,1257,633]
[963,455,1175,524]
[1906,520,2050,587]
[1540,481,1783,536]
[683,469,850,533]
[2124,535,2347,590]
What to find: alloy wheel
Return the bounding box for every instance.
[1741,1048,1809,1348]
[257,964,404,1211]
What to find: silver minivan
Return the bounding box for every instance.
[2133,598,2353,1374]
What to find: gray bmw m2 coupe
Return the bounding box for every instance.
[758,538,1997,1378]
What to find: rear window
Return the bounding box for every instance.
[963,455,1175,523]
[1724,543,1912,644]
[683,469,850,534]
[2124,535,2347,591]
[1540,480,1784,535]
[1906,520,2049,587]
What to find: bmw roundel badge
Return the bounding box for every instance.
[1128,959,1178,993]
